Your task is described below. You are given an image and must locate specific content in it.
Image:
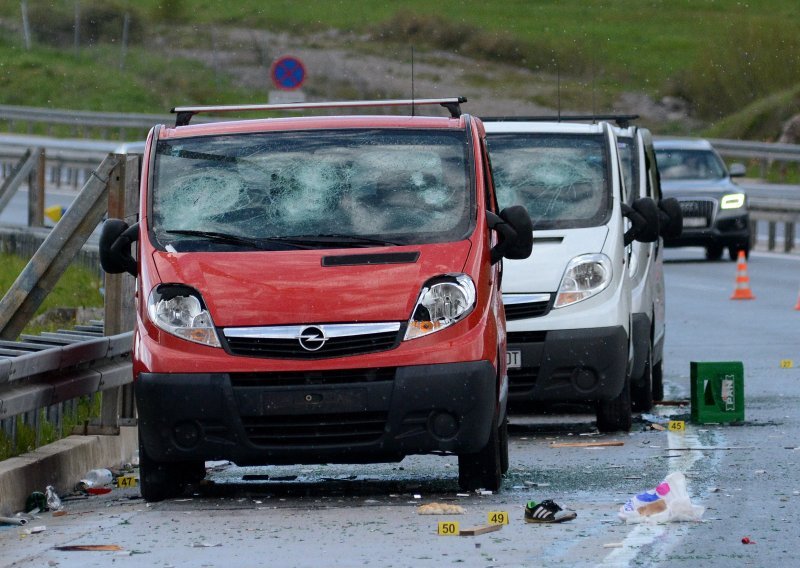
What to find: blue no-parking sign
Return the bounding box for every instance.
[270,55,306,91]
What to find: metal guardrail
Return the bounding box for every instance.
[0,323,133,424]
[749,197,799,252]
[710,138,800,163]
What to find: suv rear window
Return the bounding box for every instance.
[486,133,610,230]
[150,129,472,251]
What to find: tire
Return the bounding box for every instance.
[499,415,509,475]
[596,375,632,432]
[458,414,503,492]
[652,359,664,403]
[728,245,749,261]
[631,343,654,413]
[138,440,204,502]
[705,245,723,261]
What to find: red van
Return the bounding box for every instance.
[100,98,532,501]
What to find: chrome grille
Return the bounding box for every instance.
[223,323,402,359]
[678,199,715,225]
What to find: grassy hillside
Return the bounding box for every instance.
[0,0,798,137]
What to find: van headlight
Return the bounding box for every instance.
[147,285,221,347]
[405,274,476,340]
[554,254,612,308]
[720,193,745,209]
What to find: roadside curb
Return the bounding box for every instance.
[0,427,138,516]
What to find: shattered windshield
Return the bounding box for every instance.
[655,149,727,180]
[485,133,610,230]
[150,129,472,251]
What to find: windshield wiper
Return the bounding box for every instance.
[163,230,313,250]
[282,233,402,247]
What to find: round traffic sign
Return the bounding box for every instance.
[270,56,306,91]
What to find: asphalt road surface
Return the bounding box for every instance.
[1,247,799,567]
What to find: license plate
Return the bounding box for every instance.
[506,350,521,369]
[683,216,708,228]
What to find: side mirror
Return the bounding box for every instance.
[622,197,660,246]
[728,163,747,177]
[657,197,683,239]
[487,205,533,264]
[99,219,139,277]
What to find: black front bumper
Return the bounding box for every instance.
[136,361,498,465]
[506,326,628,403]
[665,213,750,249]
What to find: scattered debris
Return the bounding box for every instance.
[459,524,502,536]
[24,526,47,534]
[619,472,704,524]
[76,469,113,492]
[650,423,666,431]
[524,500,577,523]
[741,536,755,544]
[603,542,624,548]
[550,441,624,448]
[0,517,27,526]
[55,545,123,552]
[191,541,222,548]
[524,481,550,487]
[417,503,465,515]
[45,486,63,512]
[52,511,68,518]
[478,490,493,496]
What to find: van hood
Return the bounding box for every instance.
[502,226,609,293]
[150,242,472,327]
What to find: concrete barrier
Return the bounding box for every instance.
[0,427,138,516]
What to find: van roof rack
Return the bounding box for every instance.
[171,97,467,127]
[483,114,639,128]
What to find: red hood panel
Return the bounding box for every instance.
[151,242,473,326]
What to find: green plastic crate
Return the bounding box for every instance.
[690,361,745,423]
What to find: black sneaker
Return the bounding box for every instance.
[524,499,577,523]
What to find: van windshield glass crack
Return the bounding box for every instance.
[486,133,610,230]
[151,129,472,251]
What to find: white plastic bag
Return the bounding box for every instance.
[619,472,704,523]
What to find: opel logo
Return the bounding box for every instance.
[298,326,327,351]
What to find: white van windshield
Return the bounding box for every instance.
[150,129,472,251]
[486,133,610,230]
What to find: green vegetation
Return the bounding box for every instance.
[0,253,104,334]
[0,1,798,136]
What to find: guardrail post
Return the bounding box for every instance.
[768,222,776,251]
[27,148,45,227]
[785,222,795,253]
[99,154,140,430]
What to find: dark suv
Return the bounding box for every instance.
[654,138,750,261]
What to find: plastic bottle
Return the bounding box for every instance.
[78,468,113,489]
[45,485,62,511]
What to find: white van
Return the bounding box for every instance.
[615,127,681,408]
[484,119,661,431]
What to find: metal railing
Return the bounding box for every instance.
[0,152,139,457]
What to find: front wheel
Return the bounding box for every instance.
[652,359,664,403]
[458,414,503,492]
[631,343,654,413]
[728,245,749,261]
[705,245,723,261]
[596,375,632,432]
[139,440,205,503]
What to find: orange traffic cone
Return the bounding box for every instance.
[794,288,800,310]
[730,250,755,300]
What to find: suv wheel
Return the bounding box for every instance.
[652,359,664,403]
[631,343,654,413]
[139,440,205,502]
[596,375,632,432]
[705,245,723,261]
[728,245,749,261]
[458,414,503,491]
